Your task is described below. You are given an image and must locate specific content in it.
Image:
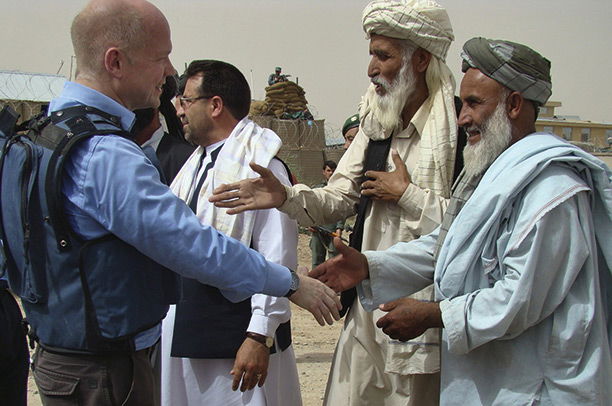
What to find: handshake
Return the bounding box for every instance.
[288,237,369,326]
[289,238,435,343]
[209,162,434,340]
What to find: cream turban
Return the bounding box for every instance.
[362,0,454,61]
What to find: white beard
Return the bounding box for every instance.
[463,101,512,177]
[363,61,417,133]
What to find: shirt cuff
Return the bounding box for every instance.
[247,313,280,338]
[278,185,299,214]
[260,262,292,298]
[439,297,469,355]
[278,185,317,226]
[397,182,426,215]
[357,279,375,312]
[357,250,384,311]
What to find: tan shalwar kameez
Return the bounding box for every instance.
[280,100,449,405]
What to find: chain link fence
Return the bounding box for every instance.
[251,115,329,186]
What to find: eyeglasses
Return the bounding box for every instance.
[178,95,211,108]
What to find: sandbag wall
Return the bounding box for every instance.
[250,81,309,118]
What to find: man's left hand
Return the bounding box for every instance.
[376,298,443,341]
[231,337,270,392]
[361,149,411,202]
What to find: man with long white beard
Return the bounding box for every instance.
[210,1,462,404]
[311,37,612,405]
[461,88,513,176]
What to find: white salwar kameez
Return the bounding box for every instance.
[161,140,302,405]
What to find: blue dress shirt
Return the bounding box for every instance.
[48,82,291,350]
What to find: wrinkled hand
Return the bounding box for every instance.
[289,266,341,326]
[376,298,443,341]
[308,237,369,293]
[209,162,287,214]
[230,337,270,392]
[361,149,411,202]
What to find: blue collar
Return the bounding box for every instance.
[49,81,136,131]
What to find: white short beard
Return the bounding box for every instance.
[364,61,417,133]
[463,100,512,177]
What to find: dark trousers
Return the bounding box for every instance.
[0,288,29,406]
[32,345,160,406]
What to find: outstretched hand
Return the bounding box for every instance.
[308,237,369,293]
[376,297,442,342]
[289,266,342,326]
[209,162,287,214]
[361,149,411,202]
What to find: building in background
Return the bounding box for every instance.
[536,101,612,150]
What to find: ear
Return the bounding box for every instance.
[209,96,224,118]
[506,91,524,120]
[412,48,432,74]
[104,47,124,78]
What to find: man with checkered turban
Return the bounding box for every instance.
[311,37,612,405]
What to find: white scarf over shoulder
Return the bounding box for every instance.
[171,117,282,244]
[361,0,457,198]
[359,59,457,199]
[435,133,612,299]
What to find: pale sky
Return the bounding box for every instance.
[1,0,610,135]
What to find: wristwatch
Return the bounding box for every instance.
[284,269,300,297]
[246,332,274,348]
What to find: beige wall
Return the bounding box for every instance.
[536,122,612,149]
[594,153,612,168]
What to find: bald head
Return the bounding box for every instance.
[71,0,166,79]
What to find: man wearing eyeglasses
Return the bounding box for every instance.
[160,59,302,406]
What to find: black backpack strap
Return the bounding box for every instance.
[0,106,22,276]
[340,136,392,316]
[49,105,129,130]
[43,106,131,251]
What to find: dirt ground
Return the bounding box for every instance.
[26,232,343,405]
[292,232,344,406]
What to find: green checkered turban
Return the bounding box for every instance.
[461,37,552,106]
